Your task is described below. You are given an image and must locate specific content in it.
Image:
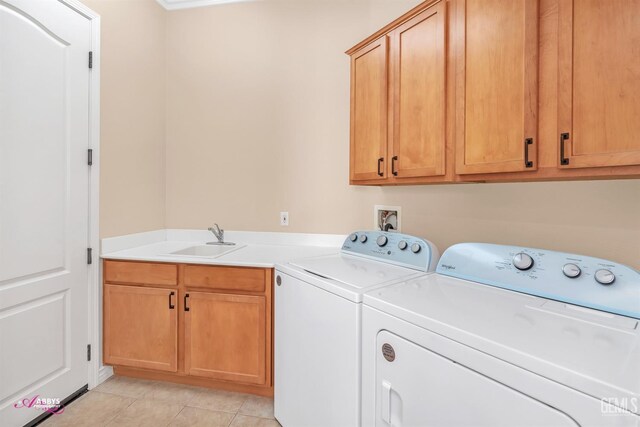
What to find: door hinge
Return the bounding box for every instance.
[88,51,93,69]
[87,344,91,362]
[87,248,93,265]
[88,149,93,166]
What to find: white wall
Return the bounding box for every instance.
[82,0,167,238]
[164,0,640,268]
[82,0,640,268]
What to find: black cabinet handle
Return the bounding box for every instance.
[560,133,570,165]
[524,138,533,168]
[377,158,384,177]
[169,291,175,310]
[392,156,398,176]
[184,293,190,312]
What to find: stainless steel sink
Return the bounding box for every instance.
[168,244,244,258]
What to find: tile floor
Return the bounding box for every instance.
[41,376,280,427]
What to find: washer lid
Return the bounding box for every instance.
[289,253,423,289]
[364,274,640,413]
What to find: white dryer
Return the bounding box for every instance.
[362,243,640,427]
[275,231,439,427]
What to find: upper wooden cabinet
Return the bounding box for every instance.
[348,0,447,183]
[455,0,538,175]
[347,0,640,184]
[391,3,446,178]
[350,36,389,181]
[558,0,640,168]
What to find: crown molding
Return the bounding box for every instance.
[155,0,256,11]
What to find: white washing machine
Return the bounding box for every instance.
[362,243,640,427]
[274,231,439,427]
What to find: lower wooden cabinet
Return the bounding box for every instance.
[103,260,273,396]
[103,284,178,372]
[185,292,266,384]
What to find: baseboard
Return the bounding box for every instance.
[97,366,114,387]
[113,366,274,397]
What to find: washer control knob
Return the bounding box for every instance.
[376,235,388,247]
[562,263,581,278]
[595,269,615,285]
[349,233,358,242]
[512,253,534,271]
[359,234,368,243]
[398,240,408,250]
[410,243,421,254]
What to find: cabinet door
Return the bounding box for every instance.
[185,292,266,385]
[104,284,178,372]
[390,2,446,178]
[350,36,389,182]
[455,0,538,174]
[558,0,640,168]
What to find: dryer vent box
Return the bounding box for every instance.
[374,205,401,232]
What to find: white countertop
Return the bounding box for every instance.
[101,229,346,268]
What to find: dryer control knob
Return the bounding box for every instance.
[349,233,358,242]
[513,253,534,271]
[410,243,421,254]
[359,234,368,243]
[595,269,615,285]
[398,240,408,250]
[562,263,581,278]
[376,235,388,247]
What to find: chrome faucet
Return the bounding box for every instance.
[207,224,235,245]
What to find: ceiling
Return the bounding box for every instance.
[155,0,255,11]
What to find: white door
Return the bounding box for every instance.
[0,0,92,425]
[375,331,579,427]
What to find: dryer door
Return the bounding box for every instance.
[375,331,579,427]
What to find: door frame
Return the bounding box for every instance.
[57,0,102,390]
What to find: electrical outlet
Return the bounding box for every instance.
[280,212,289,226]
